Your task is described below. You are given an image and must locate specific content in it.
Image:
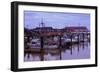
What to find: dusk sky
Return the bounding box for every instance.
[24,11,90,30]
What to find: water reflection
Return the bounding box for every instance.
[24,41,90,61]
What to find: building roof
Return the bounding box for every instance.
[64,26,89,32]
[24,26,89,37]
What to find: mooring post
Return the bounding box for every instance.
[83,33,84,42]
[77,43,79,52]
[40,36,44,61]
[40,36,44,49]
[77,34,80,52]
[78,34,80,43]
[70,34,73,55]
[82,33,85,49]
[87,34,88,42]
[59,35,62,48]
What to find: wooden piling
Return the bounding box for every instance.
[59,35,62,48]
[70,34,73,55]
[40,36,44,61]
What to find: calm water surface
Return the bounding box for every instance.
[24,42,90,61]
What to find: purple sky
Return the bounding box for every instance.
[24,11,90,30]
